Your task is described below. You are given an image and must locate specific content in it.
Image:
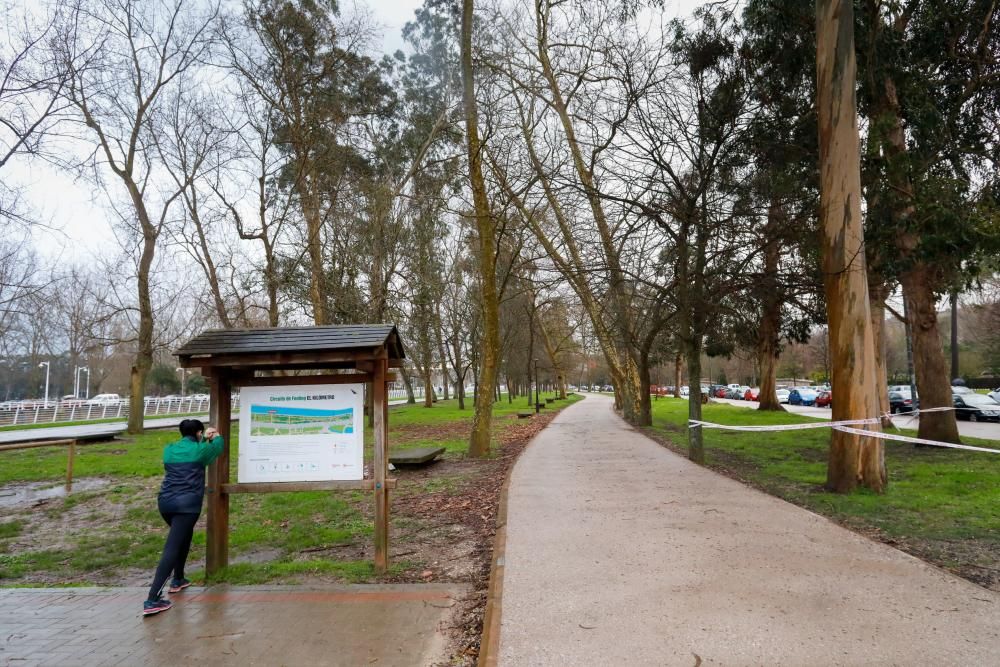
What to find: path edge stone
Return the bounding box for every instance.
[476,466,509,667]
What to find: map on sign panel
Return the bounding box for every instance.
[238,384,364,483]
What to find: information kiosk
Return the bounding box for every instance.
[175,324,406,575]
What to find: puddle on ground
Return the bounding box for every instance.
[0,478,111,510]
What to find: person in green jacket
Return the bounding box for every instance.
[143,418,224,616]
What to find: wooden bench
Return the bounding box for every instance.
[389,446,446,466]
[516,412,533,419]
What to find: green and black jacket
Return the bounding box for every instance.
[157,435,224,514]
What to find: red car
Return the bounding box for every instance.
[714,387,728,398]
[744,387,760,401]
[816,390,833,408]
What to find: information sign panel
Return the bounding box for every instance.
[238,383,364,482]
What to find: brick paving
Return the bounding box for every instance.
[0,584,466,666]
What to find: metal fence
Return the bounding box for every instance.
[0,396,239,427]
[0,384,443,428]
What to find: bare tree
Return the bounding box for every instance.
[53,0,220,433]
[462,0,500,457]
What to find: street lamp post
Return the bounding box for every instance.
[74,366,90,399]
[81,367,90,398]
[534,358,540,414]
[38,361,50,408]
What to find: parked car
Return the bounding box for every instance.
[714,386,728,398]
[952,385,974,395]
[788,387,818,406]
[888,390,917,414]
[953,393,1000,422]
[990,387,1000,403]
[744,387,760,401]
[776,388,790,403]
[724,387,742,400]
[815,390,832,408]
[679,386,690,397]
[87,393,122,406]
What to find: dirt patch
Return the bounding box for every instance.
[394,419,472,444]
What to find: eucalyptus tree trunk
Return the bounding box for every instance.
[462,0,499,458]
[815,0,886,492]
[300,189,327,326]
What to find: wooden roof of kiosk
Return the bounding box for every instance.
[176,323,406,370]
[175,323,406,575]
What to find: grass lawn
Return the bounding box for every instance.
[0,393,577,588]
[647,398,1000,590]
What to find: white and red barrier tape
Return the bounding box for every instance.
[688,406,999,453]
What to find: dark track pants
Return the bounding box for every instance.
[148,511,199,600]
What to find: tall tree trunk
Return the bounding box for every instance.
[127,201,157,435]
[757,201,784,411]
[686,340,704,464]
[300,190,327,326]
[950,290,959,380]
[874,64,959,443]
[869,281,893,427]
[402,371,415,404]
[638,349,652,426]
[901,264,961,442]
[673,352,682,398]
[462,0,499,457]
[816,0,885,492]
[422,370,434,409]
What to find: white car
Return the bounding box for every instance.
[679,386,690,397]
[776,389,791,403]
[87,393,122,406]
[990,387,1000,403]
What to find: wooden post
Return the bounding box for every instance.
[206,371,232,576]
[373,356,389,573]
[65,441,76,491]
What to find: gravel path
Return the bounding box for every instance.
[499,393,999,665]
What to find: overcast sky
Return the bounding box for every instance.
[20,0,701,263]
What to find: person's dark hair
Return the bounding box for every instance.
[179,419,205,438]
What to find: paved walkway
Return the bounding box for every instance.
[499,393,1000,665]
[0,584,465,666]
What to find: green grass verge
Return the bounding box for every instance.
[648,398,1000,544]
[0,395,576,585]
